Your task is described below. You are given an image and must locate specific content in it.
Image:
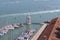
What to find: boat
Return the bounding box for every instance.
[6,25,14,30]
[0,32,4,36]
[0,23,24,36]
[19,23,24,27]
[0,27,9,34]
[16,29,36,40]
[12,24,19,28]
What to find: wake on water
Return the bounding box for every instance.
[0,9,60,18]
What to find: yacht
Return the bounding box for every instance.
[16,29,36,40]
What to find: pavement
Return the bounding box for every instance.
[31,23,48,40]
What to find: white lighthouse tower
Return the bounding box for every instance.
[26,15,31,25]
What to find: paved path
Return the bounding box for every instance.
[31,23,48,40]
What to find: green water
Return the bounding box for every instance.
[0,24,40,40]
[0,0,60,40]
[0,28,23,40]
[0,12,60,40]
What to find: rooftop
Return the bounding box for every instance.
[38,17,60,40]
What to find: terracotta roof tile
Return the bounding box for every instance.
[38,17,60,40]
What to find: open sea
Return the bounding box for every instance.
[0,0,60,40]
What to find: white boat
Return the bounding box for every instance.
[0,32,4,36]
[0,27,9,34]
[16,29,36,40]
[12,24,19,28]
[1,29,8,34]
[4,25,14,30]
[7,25,14,30]
[0,25,14,35]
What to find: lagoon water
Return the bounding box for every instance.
[0,12,60,40]
[0,0,60,40]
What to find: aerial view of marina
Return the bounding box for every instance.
[0,0,60,40]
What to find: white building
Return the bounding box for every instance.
[26,15,31,25]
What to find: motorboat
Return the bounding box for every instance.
[16,29,36,40]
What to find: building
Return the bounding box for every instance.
[38,17,60,40]
[26,15,31,25]
[26,15,31,30]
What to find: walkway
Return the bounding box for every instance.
[31,23,48,40]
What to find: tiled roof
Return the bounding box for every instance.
[38,17,60,40]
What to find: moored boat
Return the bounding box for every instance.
[16,29,36,40]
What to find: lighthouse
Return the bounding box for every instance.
[26,15,31,25]
[26,15,31,30]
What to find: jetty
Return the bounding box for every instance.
[31,23,48,40]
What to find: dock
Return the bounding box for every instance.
[31,23,48,40]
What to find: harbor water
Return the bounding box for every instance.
[0,12,60,40]
[0,0,60,40]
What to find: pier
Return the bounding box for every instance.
[23,23,41,25]
[31,23,48,40]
